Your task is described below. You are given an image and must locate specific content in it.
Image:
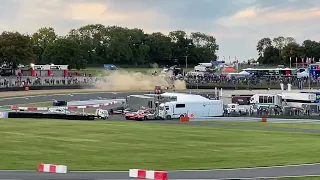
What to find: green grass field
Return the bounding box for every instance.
[1,102,53,110]
[201,121,320,130]
[1,119,320,170]
[277,178,320,180]
[15,102,53,107]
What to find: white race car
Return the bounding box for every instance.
[48,108,70,114]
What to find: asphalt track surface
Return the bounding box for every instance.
[2,91,320,179]
[2,163,320,179]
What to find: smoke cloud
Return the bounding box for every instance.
[94,69,186,91]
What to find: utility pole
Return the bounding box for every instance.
[184,56,188,69]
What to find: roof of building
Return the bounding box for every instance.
[161,92,211,102]
[128,95,154,99]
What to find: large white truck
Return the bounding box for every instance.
[158,100,224,119]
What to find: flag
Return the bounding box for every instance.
[290,57,292,64]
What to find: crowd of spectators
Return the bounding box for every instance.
[2,70,320,89]
[0,76,97,88]
[185,74,320,88]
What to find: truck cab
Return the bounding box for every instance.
[95,109,109,120]
[158,103,170,119]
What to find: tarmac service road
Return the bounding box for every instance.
[2,163,320,180]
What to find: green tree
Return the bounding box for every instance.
[42,38,87,69]
[145,32,172,64]
[190,32,219,63]
[258,46,280,64]
[0,24,221,67]
[67,24,107,65]
[31,27,57,64]
[0,31,35,68]
[281,42,303,64]
[256,38,272,56]
[169,30,192,57]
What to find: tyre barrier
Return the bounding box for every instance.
[38,163,67,174]
[8,112,95,120]
[129,169,168,180]
[0,84,95,92]
[11,101,117,111]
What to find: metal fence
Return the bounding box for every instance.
[225,105,318,117]
[0,76,97,88]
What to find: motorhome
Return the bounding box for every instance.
[158,100,224,119]
[157,93,224,119]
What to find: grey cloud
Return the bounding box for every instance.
[0,0,20,21]
[0,0,319,61]
[255,0,320,9]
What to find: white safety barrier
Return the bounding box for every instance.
[38,163,67,173]
[129,169,168,180]
[11,101,117,111]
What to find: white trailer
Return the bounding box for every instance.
[158,100,224,119]
[280,92,316,102]
[280,92,316,108]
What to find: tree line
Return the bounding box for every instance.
[257,36,320,65]
[0,24,219,69]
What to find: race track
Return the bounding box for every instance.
[2,163,320,180]
[2,90,320,179]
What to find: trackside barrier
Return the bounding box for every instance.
[180,116,189,122]
[38,163,67,173]
[8,112,95,120]
[129,169,168,180]
[11,101,117,111]
[261,117,267,123]
[0,84,95,92]
[179,113,194,122]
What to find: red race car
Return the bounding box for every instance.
[124,110,148,120]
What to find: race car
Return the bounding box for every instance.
[125,111,145,120]
[48,108,70,114]
[124,109,156,121]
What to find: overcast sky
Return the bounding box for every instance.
[0,0,319,62]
